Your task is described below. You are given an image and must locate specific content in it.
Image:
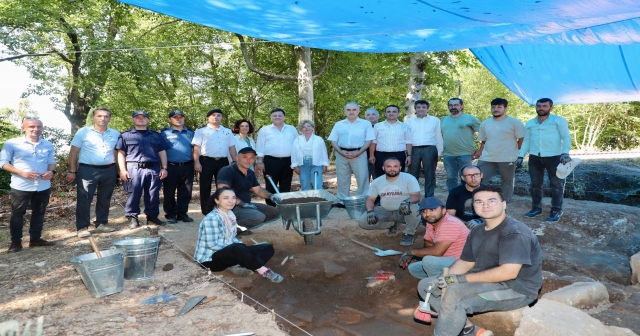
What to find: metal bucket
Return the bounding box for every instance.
[71,248,125,298]
[112,237,161,281]
[343,195,367,220]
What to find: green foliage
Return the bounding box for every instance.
[0,119,22,195]
[41,126,71,159]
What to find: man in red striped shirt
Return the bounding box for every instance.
[400,197,470,279]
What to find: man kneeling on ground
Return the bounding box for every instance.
[358,157,421,246]
[399,197,469,279]
[414,185,542,336]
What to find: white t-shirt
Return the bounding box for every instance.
[478,116,525,162]
[368,172,420,210]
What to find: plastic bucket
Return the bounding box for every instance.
[112,237,161,281]
[343,195,367,220]
[71,248,125,298]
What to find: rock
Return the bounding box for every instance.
[162,263,173,271]
[163,309,176,317]
[631,252,640,285]
[469,307,527,335]
[316,313,338,327]
[596,292,640,334]
[126,316,136,323]
[233,278,253,290]
[609,327,638,336]
[324,261,347,278]
[292,310,313,323]
[514,299,631,336]
[542,282,609,309]
[35,261,46,267]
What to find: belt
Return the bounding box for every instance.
[265,155,290,160]
[413,145,435,148]
[340,147,360,151]
[126,162,159,168]
[376,150,405,153]
[202,156,227,160]
[168,160,194,166]
[79,163,116,169]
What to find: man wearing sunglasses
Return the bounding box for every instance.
[0,116,57,252]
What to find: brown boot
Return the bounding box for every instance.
[8,242,22,253]
[29,238,55,248]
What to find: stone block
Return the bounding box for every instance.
[542,281,609,309]
[233,278,253,290]
[469,307,527,335]
[293,310,313,323]
[324,261,347,278]
[316,313,338,327]
[609,327,638,336]
[631,252,640,285]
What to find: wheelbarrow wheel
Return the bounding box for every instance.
[303,219,316,245]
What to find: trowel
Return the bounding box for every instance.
[176,295,207,316]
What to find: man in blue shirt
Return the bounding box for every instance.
[0,116,57,252]
[65,107,120,237]
[115,110,171,228]
[516,98,572,222]
[160,110,195,224]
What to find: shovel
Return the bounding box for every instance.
[350,239,402,257]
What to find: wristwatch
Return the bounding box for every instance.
[68,170,77,174]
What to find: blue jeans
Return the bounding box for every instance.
[443,155,473,191]
[528,155,564,212]
[408,256,458,279]
[298,157,324,191]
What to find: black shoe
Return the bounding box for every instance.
[8,242,22,253]
[29,238,55,248]
[128,216,140,229]
[147,216,166,226]
[237,229,253,236]
[166,216,178,224]
[332,203,346,209]
[177,214,194,222]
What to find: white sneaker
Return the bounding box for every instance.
[95,225,117,233]
[77,228,91,238]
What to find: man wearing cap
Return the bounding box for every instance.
[255,108,298,206]
[192,108,237,215]
[515,98,572,222]
[217,147,281,232]
[399,197,469,279]
[358,157,421,246]
[116,110,171,228]
[161,110,195,224]
[65,107,120,237]
[446,165,484,229]
[1,116,57,252]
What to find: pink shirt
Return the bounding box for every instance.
[425,213,470,258]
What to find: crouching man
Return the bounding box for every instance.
[415,185,542,336]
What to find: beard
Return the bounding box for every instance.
[385,170,400,177]
[449,108,460,115]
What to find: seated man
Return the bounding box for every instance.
[399,197,469,279]
[415,185,542,336]
[358,157,421,246]
[446,165,484,229]
[217,147,281,233]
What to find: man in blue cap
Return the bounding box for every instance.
[160,110,195,224]
[116,110,171,228]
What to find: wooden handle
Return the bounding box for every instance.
[350,239,378,251]
[442,267,449,296]
[88,237,102,258]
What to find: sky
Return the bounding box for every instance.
[0,61,71,134]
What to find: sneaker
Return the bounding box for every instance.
[177,214,194,222]
[460,325,494,336]
[77,227,92,238]
[166,216,178,224]
[387,222,399,236]
[236,229,253,236]
[147,216,166,226]
[29,238,55,248]
[8,242,22,253]
[400,234,414,246]
[546,211,563,222]
[524,208,542,218]
[128,216,140,229]
[226,265,254,277]
[262,269,284,283]
[95,225,117,233]
[331,203,346,209]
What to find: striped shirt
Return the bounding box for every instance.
[405,115,443,156]
[373,120,411,152]
[425,213,470,258]
[193,208,241,263]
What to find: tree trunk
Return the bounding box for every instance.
[404,52,426,120]
[295,46,314,122]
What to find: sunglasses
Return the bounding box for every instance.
[22,115,40,121]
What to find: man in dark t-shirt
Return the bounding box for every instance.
[217,147,280,232]
[446,165,484,229]
[416,185,542,336]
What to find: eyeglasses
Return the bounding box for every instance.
[473,199,501,207]
[462,173,481,179]
[22,115,40,121]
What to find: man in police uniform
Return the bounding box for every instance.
[116,110,171,228]
[192,108,237,215]
[161,110,195,224]
[65,107,120,237]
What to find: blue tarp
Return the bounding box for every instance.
[118,0,640,104]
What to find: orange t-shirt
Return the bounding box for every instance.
[425,213,470,258]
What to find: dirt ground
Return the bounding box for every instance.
[1,160,640,335]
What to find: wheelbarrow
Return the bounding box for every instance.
[267,173,337,245]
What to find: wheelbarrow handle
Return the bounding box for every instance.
[265,175,280,194]
[314,171,319,190]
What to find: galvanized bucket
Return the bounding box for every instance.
[343,195,367,220]
[112,237,161,281]
[71,247,125,298]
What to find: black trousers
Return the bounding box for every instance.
[201,243,275,271]
[263,155,293,206]
[76,164,117,230]
[374,151,406,177]
[10,188,51,243]
[163,162,194,218]
[199,156,229,215]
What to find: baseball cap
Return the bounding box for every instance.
[132,110,149,118]
[556,157,582,179]
[168,110,184,118]
[206,108,223,117]
[418,197,445,211]
[238,147,257,155]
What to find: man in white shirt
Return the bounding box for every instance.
[405,100,443,197]
[369,105,412,177]
[255,108,298,206]
[192,108,237,215]
[365,107,380,181]
[328,102,375,207]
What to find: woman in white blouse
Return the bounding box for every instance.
[231,119,256,169]
[291,120,329,190]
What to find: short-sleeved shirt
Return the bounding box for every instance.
[368,172,420,210]
[460,216,542,298]
[70,126,120,165]
[115,129,170,163]
[192,124,235,158]
[441,113,481,156]
[373,120,411,152]
[478,116,525,162]
[327,118,375,149]
[217,164,260,203]
[161,126,195,163]
[425,213,470,258]
[255,124,298,158]
[0,136,56,191]
[446,184,482,222]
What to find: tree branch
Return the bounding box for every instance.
[311,50,330,79]
[132,19,180,43]
[0,52,53,62]
[235,33,296,81]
